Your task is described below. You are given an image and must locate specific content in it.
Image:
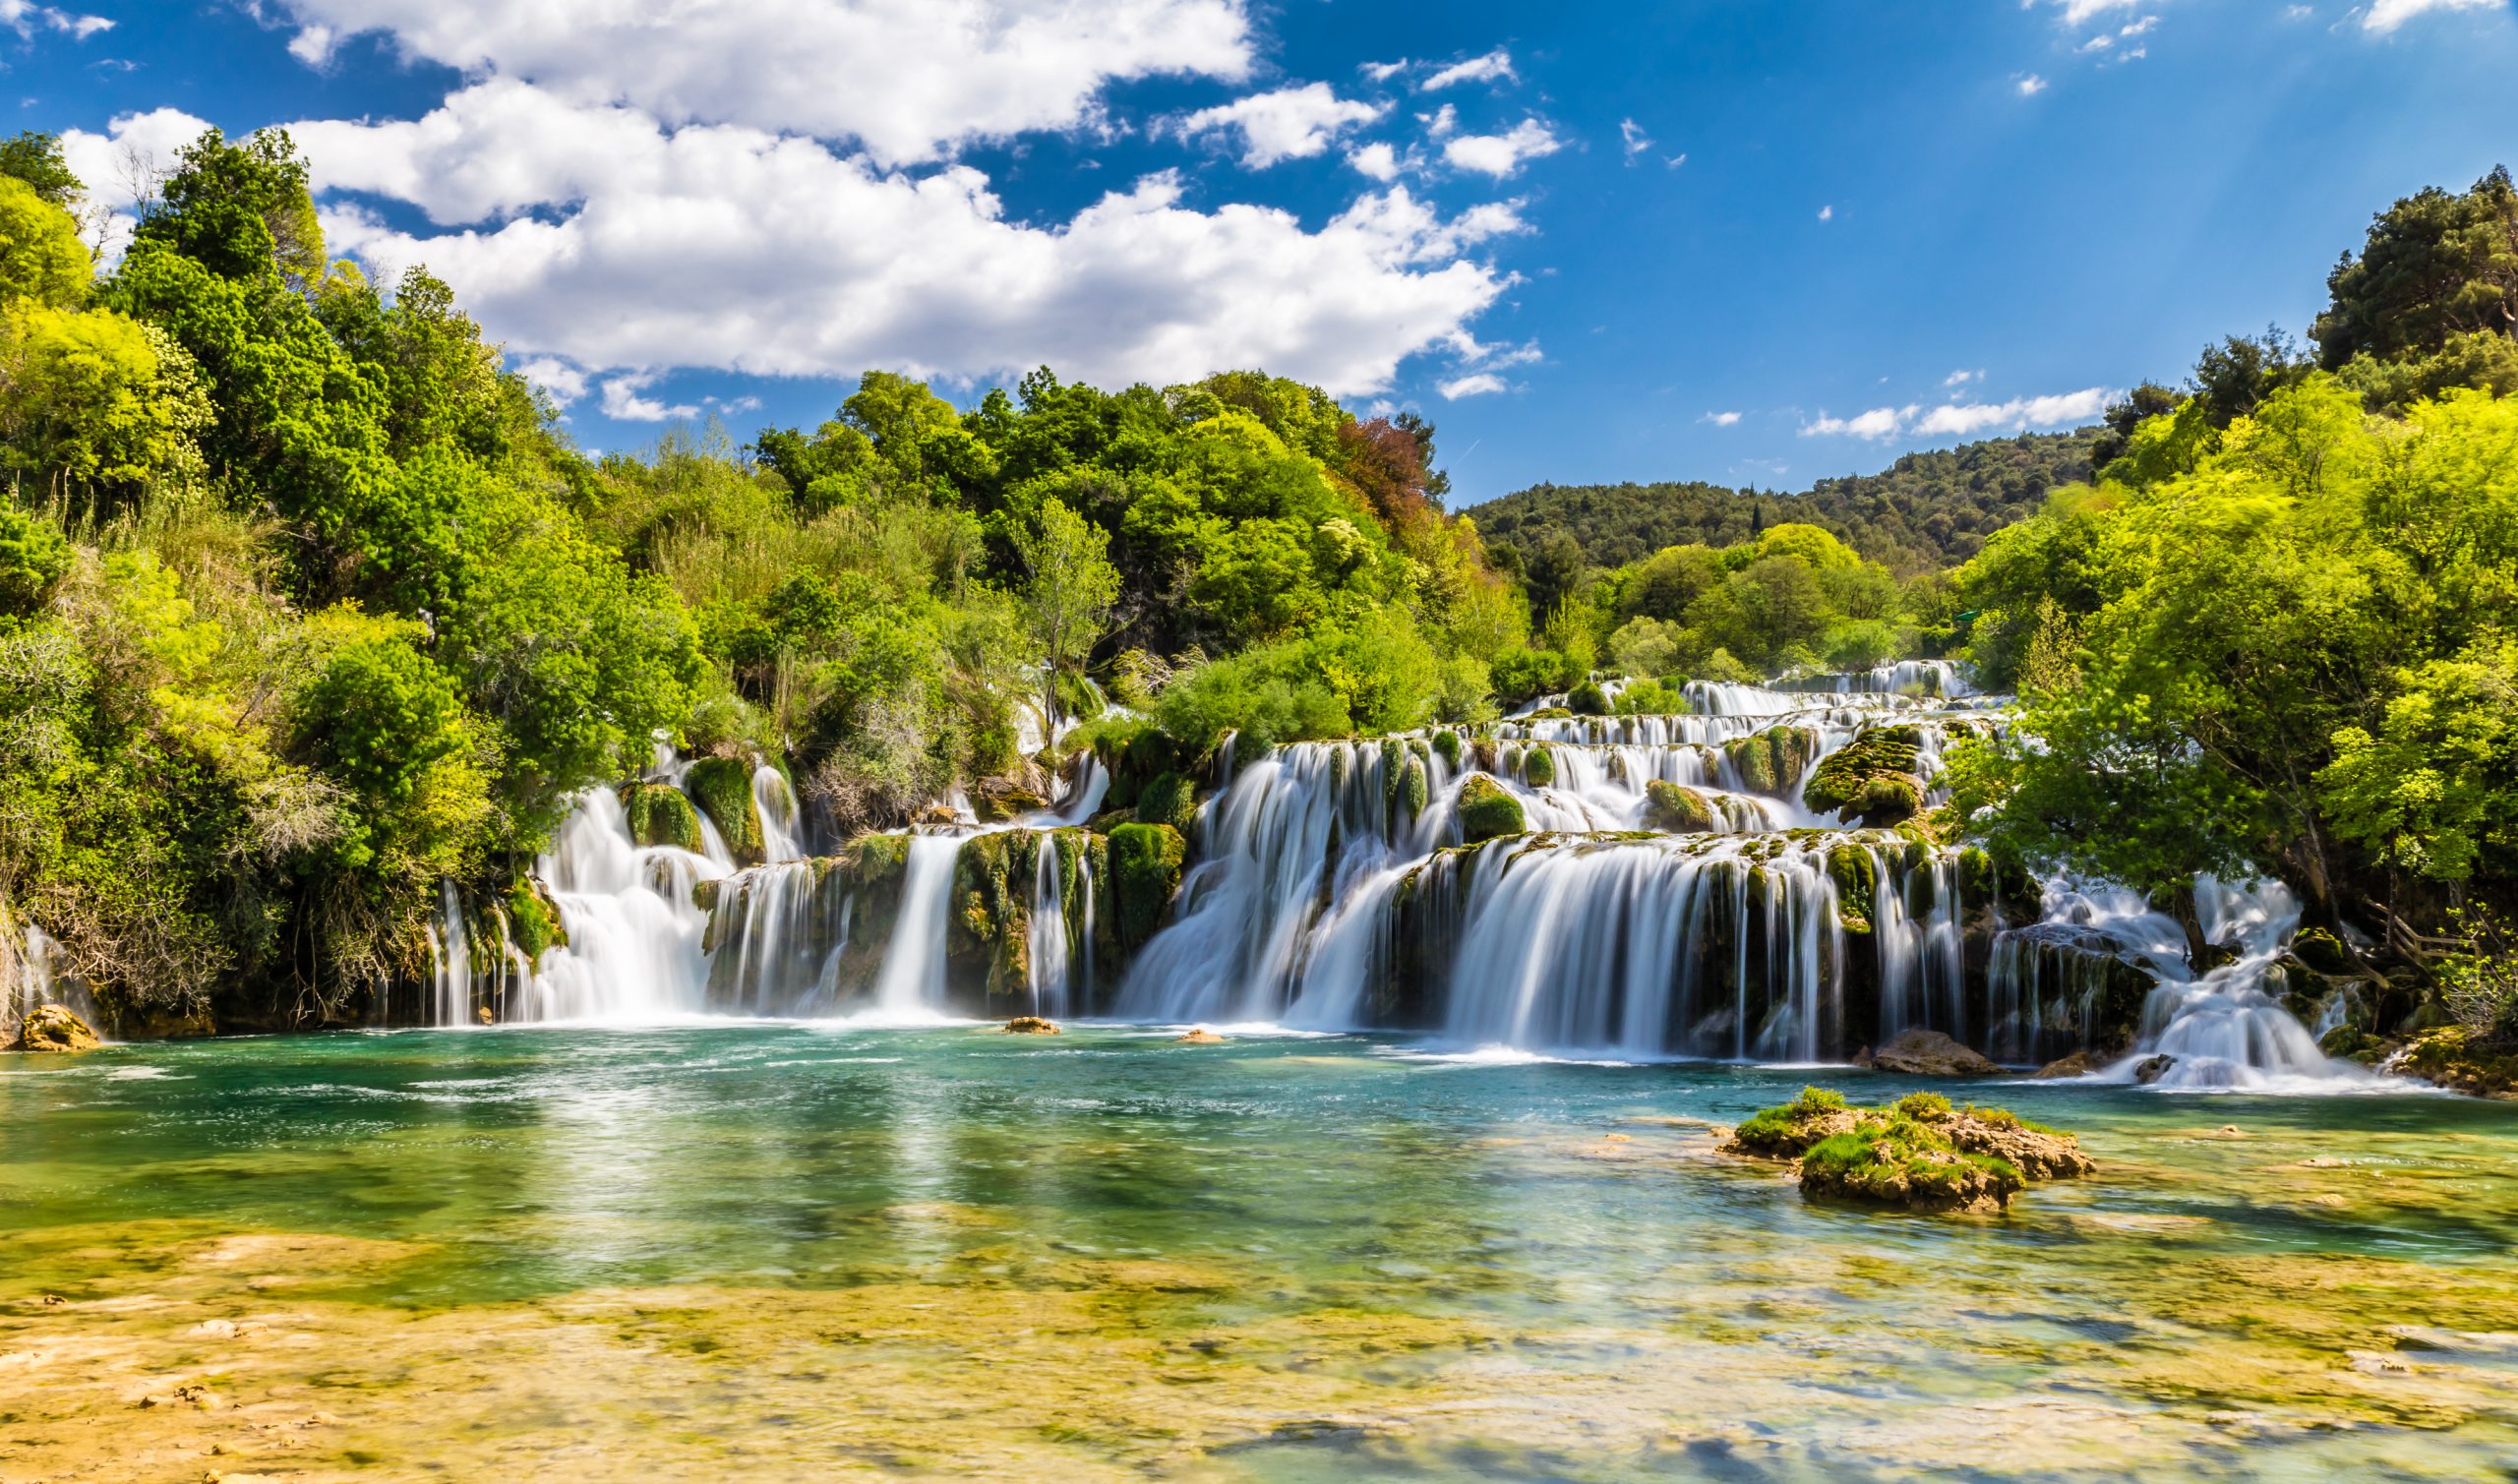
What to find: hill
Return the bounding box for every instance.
[1465,429,2101,574]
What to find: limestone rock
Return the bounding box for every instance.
[2033,1050,2093,1079]
[1175,1028,1228,1044]
[1456,774,1527,844]
[1862,1028,2000,1078]
[10,1003,99,1052]
[2133,1053,2177,1085]
[1642,779,1713,833]
[1802,723,1927,828]
[1002,1016,1060,1035]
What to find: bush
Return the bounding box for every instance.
[0,505,73,617]
[1567,678,1610,715]
[1135,770,1198,834]
[1613,679,1688,716]
[1893,1091,1951,1121]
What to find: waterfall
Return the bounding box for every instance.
[755,765,806,861]
[429,881,473,1027]
[869,834,964,1023]
[513,788,726,1023]
[1028,840,1070,1018]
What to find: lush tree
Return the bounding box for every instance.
[1014,497,1120,725]
[0,175,90,309]
[0,132,83,210]
[2312,165,2518,370]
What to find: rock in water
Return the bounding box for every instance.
[2033,1050,2093,1079]
[1002,1016,1060,1035]
[2132,1054,2177,1085]
[1175,1028,1228,1044]
[1865,1029,2001,1078]
[10,1004,99,1052]
[1723,1087,2092,1215]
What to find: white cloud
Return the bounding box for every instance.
[513,356,590,404]
[1803,386,2115,440]
[2016,73,2049,94]
[267,0,1253,167]
[1817,205,1834,221]
[2048,0,2143,23]
[1347,141,1405,181]
[1442,118,1559,177]
[1419,47,1515,90]
[1358,58,1409,83]
[1803,406,1908,440]
[0,1,111,38]
[1420,103,1459,140]
[2363,0,2498,32]
[1945,368,1982,386]
[1171,83,1384,167]
[601,371,699,422]
[1619,118,1651,161]
[1437,372,1507,398]
[300,85,1525,399]
[1703,410,1743,427]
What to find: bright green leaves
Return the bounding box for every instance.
[0,175,90,309]
[0,505,70,616]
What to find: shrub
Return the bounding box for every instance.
[1893,1091,1951,1121]
[1567,678,1610,715]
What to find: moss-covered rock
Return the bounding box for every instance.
[1568,679,1609,715]
[621,782,705,853]
[1092,721,1178,812]
[9,1003,99,1052]
[1431,730,1461,767]
[1135,771,1199,834]
[1722,726,1819,800]
[505,878,568,961]
[1803,724,1926,828]
[1402,757,1428,816]
[1109,823,1186,950]
[1456,775,1527,844]
[684,756,765,864]
[2392,1028,2518,1098]
[969,783,1049,823]
[1726,1086,2089,1214]
[2290,925,2358,977]
[1523,745,1556,788]
[1827,845,1880,933]
[1643,779,1713,833]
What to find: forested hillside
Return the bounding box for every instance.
[1467,429,2099,579]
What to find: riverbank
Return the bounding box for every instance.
[5,1026,2513,1480]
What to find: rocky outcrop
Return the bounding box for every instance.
[9,1003,99,1052]
[1456,775,1527,843]
[1643,779,1713,833]
[1857,1028,2001,1077]
[1721,726,1819,800]
[621,782,704,853]
[683,757,765,865]
[2388,1029,2518,1099]
[1724,1087,2091,1215]
[1803,724,1926,828]
[1002,1016,1060,1035]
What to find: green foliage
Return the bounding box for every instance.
[1567,678,1609,715]
[1893,1091,1952,1121]
[0,505,71,615]
[1522,744,1556,788]
[683,755,763,863]
[1470,432,2097,575]
[622,782,704,853]
[0,132,83,209]
[1612,678,1688,716]
[2312,165,2518,371]
[1134,770,1199,834]
[0,176,90,309]
[1804,725,1926,828]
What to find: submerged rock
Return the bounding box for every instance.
[2133,1053,2177,1085]
[1860,1028,2000,1078]
[10,1003,99,1052]
[1175,1028,1228,1044]
[1002,1016,1060,1036]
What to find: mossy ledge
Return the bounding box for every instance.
[1721,1086,2093,1215]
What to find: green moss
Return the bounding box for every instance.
[1523,745,1556,789]
[1803,725,1926,828]
[1643,779,1712,833]
[1456,775,1527,844]
[1135,771,1199,834]
[1827,844,1879,933]
[1568,680,1609,715]
[1403,757,1428,816]
[1893,1091,1950,1121]
[1722,726,1818,800]
[1109,823,1186,950]
[684,756,765,864]
[621,782,704,853]
[505,879,567,960]
[1431,731,1461,766]
[1799,1115,2024,1211]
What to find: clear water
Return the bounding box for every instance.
[5,1026,2515,1481]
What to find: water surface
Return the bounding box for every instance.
[4,1026,2513,1480]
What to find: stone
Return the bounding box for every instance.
[684,756,766,864]
[2033,1050,2093,1079]
[2132,1054,2177,1085]
[9,1003,99,1052]
[1175,1028,1228,1044]
[1802,724,1927,828]
[2388,1028,2518,1098]
[620,781,705,853]
[1864,1028,2000,1078]
[1002,1016,1060,1035]
[2290,925,2357,977]
[1456,774,1527,844]
[1642,779,1713,833]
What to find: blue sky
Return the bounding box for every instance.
[12,0,2517,503]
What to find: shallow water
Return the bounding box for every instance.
[4,1026,2515,1480]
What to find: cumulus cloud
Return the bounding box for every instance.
[1442,118,1560,177]
[300,84,1524,398]
[513,356,590,404]
[1437,372,1507,398]
[1802,386,2115,440]
[1171,83,1384,167]
[1703,410,1743,427]
[600,372,699,422]
[1419,47,1516,90]
[265,0,1253,166]
[2363,0,2498,31]
[1346,141,1405,181]
[2016,73,2049,94]
[0,0,111,39]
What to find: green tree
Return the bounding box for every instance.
[2313,165,2518,369]
[1014,497,1120,727]
[0,132,82,210]
[0,175,90,309]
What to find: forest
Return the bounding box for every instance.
[2,127,2514,1051]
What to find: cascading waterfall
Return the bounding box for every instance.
[870,833,966,1023]
[519,787,727,1022]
